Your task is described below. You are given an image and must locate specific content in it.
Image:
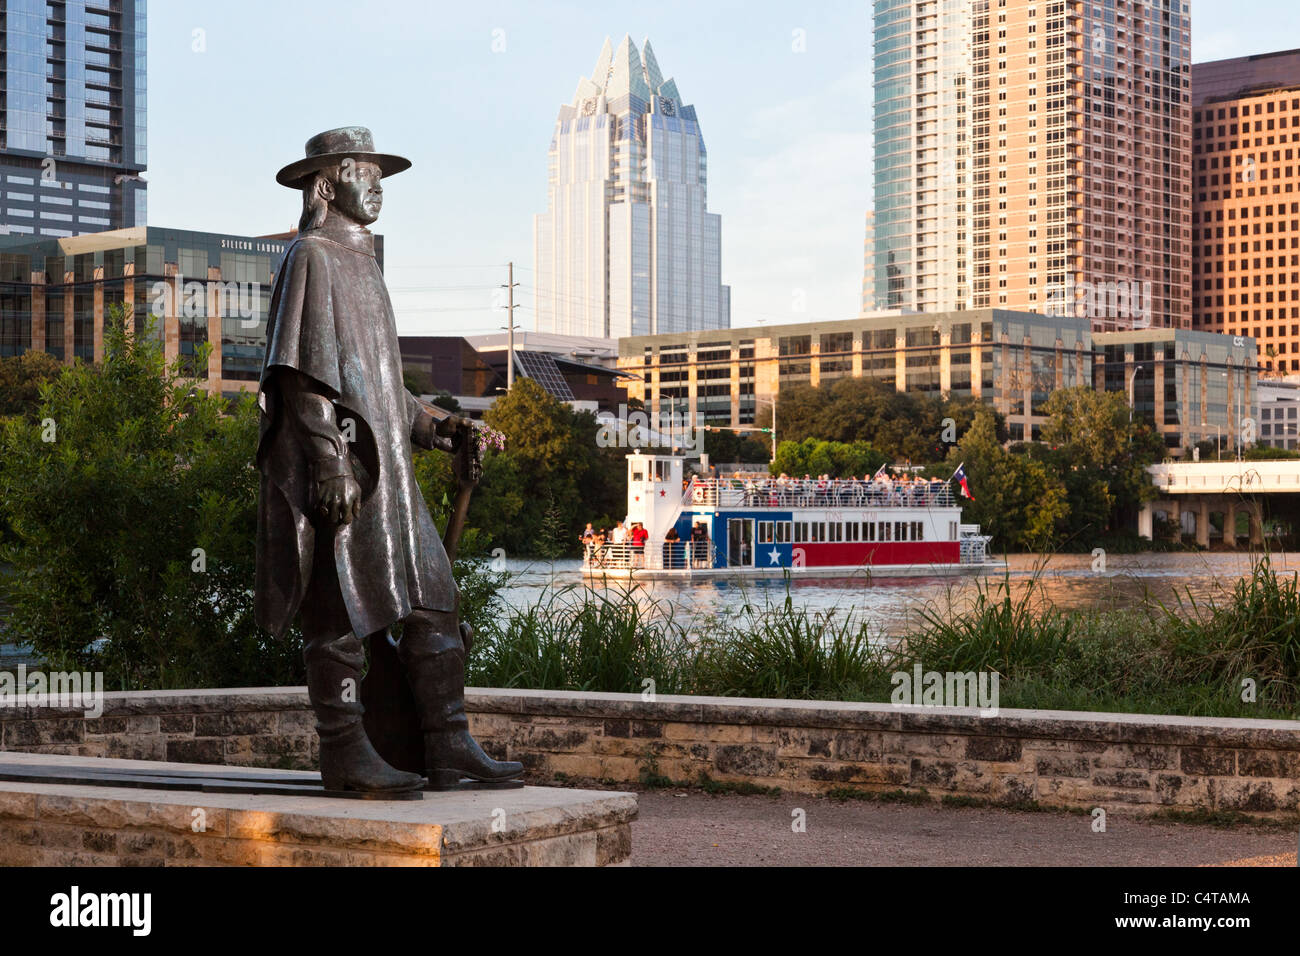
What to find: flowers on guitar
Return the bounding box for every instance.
[475,424,506,455]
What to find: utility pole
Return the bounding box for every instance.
[501,262,519,391]
[770,405,776,464]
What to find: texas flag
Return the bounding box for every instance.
[953,463,974,500]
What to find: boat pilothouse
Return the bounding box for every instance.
[582,453,1003,580]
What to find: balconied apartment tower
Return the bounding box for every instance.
[871,0,1192,329]
[0,0,147,237]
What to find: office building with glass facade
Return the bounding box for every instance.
[1258,379,1300,450]
[533,35,729,339]
[1191,49,1300,374]
[871,1,1192,329]
[620,310,1254,454]
[1,0,147,237]
[0,225,314,397]
[1093,327,1256,453]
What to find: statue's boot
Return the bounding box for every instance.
[398,610,524,790]
[304,631,426,793]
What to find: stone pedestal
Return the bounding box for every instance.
[0,752,635,866]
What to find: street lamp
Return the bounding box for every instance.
[1220,370,1241,461]
[754,397,778,464]
[1128,364,1145,424]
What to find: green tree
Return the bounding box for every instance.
[771,438,888,478]
[1040,387,1161,540]
[0,309,298,688]
[775,377,1003,464]
[948,410,1069,551]
[0,350,63,419]
[703,427,772,465]
[471,377,625,556]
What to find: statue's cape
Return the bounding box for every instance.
[254,221,453,639]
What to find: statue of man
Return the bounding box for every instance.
[255,127,522,793]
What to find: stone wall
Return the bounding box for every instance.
[2,687,1298,817]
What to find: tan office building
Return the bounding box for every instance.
[871,0,1193,329]
[1191,49,1300,374]
[620,311,1254,453]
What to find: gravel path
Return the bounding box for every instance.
[628,790,1299,867]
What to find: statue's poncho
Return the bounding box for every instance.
[255,219,453,639]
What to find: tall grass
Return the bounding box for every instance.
[693,593,889,701]
[467,582,695,694]
[1157,557,1300,711]
[467,559,1300,719]
[903,570,1076,676]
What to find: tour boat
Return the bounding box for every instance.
[581,453,1003,580]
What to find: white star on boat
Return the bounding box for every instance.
[768,548,782,565]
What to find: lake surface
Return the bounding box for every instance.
[3,551,1290,666]
[496,551,1300,638]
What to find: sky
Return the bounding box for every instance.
[147,0,1289,338]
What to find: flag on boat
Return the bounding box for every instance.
[872,462,888,480]
[953,463,974,500]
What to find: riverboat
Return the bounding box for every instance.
[581,454,1004,580]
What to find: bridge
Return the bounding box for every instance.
[1142,460,1300,546]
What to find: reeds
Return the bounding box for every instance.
[466,559,1300,718]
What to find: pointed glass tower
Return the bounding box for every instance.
[534,35,729,338]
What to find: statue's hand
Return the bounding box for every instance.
[434,413,471,444]
[315,474,362,526]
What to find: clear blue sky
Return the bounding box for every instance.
[147,0,1288,336]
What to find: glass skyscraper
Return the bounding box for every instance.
[0,0,147,238]
[534,35,729,339]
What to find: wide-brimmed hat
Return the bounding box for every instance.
[275,126,411,188]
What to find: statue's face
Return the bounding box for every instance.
[329,160,384,225]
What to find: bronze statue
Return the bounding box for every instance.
[255,127,523,794]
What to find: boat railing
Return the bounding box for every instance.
[683,478,956,509]
[959,525,993,565]
[581,540,716,572]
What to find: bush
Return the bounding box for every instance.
[0,310,294,688]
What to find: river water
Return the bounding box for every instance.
[496,551,1300,638]
[2,552,1287,665]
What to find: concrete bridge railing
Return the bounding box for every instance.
[1141,461,1300,545]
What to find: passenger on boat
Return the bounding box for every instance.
[690,522,709,568]
[630,522,649,568]
[664,526,681,569]
[608,520,628,567]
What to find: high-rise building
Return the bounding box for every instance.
[1191,49,1300,374]
[533,35,729,339]
[0,0,147,238]
[871,1,1192,329]
[872,0,972,314]
[862,210,877,312]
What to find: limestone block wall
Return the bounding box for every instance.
[2,687,1297,817]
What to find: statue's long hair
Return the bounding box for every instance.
[299,167,338,232]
